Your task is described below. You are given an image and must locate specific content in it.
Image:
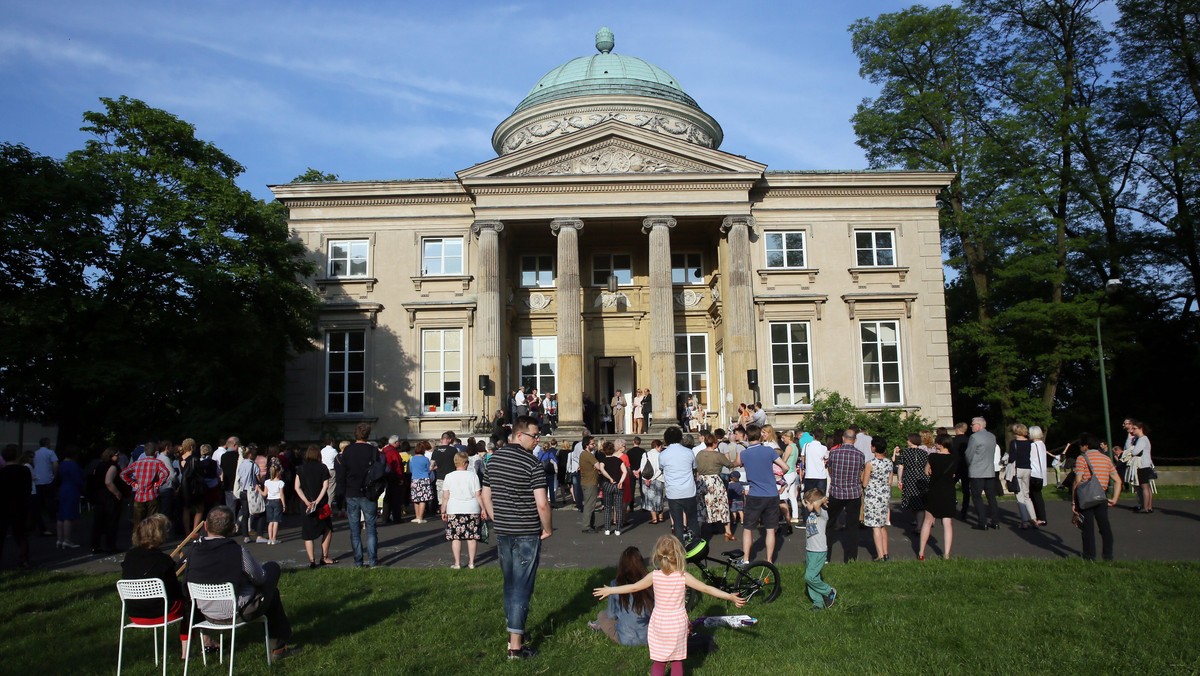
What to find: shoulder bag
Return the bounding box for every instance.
[1075,452,1109,510]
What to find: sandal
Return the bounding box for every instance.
[321,557,337,565]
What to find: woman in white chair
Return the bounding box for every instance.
[121,514,200,658]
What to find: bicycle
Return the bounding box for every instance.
[683,538,781,609]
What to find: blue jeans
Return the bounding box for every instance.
[572,472,583,511]
[345,496,378,566]
[496,534,542,635]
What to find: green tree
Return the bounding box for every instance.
[1,96,319,448]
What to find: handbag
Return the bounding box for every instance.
[479,519,490,545]
[316,504,332,520]
[1074,452,1109,510]
[248,486,266,515]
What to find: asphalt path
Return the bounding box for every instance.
[25,496,1200,575]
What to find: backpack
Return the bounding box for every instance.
[362,451,388,501]
[640,456,655,481]
[539,450,556,477]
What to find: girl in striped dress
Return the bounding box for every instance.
[594,535,746,676]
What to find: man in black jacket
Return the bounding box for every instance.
[187,506,293,657]
[336,422,379,567]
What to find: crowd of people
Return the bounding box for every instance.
[0,410,1161,668]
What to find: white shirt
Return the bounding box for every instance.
[802,440,829,480]
[854,433,873,461]
[264,479,284,501]
[1030,440,1048,480]
[514,392,527,408]
[568,442,583,473]
[692,443,707,457]
[212,447,226,466]
[443,469,481,514]
[320,445,337,472]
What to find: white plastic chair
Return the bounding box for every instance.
[116,578,181,676]
[184,582,271,676]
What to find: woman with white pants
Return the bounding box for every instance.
[1007,423,1035,529]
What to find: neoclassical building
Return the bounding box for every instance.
[272,28,953,440]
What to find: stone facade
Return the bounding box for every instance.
[273,119,952,440]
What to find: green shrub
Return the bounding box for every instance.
[798,389,937,449]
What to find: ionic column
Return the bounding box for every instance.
[721,215,757,408]
[551,218,585,435]
[643,216,677,433]
[471,220,504,414]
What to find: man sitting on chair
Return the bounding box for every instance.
[187,505,293,657]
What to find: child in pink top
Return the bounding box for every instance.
[594,534,745,675]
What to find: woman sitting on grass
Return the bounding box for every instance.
[594,535,745,676]
[589,546,654,645]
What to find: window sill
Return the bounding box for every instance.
[411,275,473,291]
[316,277,376,294]
[756,268,819,287]
[848,266,908,285]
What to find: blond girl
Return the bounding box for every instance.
[594,535,745,676]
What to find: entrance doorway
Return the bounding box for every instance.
[595,356,635,434]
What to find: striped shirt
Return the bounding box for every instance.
[1075,450,1116,491]
[482,444,545,536]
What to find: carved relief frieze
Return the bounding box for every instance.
[511,139,715,177]
[501,110,715,154]
[524,292,552,311]
[674,289,704,308]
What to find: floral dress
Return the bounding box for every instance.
[863,456,893,528]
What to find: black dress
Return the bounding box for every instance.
[298,462,332,540]
[899,446,930,512]
[924,453,958,519]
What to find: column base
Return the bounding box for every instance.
[549,421,590,442]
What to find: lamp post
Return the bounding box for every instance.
[1097,278,1122,458]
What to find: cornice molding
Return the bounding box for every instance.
[289,195,472,208]
[470,181,755,195]
[760,187,943,198]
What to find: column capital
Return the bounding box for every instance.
[550,218,584,236]
[720,215,755,235]
[641,216,677,234]
[471,220,504,236]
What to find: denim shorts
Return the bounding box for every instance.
[266,499,283,523]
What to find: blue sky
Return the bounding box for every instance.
[1,0,926,201]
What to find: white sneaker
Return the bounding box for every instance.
[62,541,80,549]
[604,529,611,536]
[614,530,621,536]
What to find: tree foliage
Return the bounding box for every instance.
[850,2,1199,454]
[0,96,319,448]
[801,390,936,450]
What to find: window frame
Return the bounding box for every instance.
[421,236,465,276]
[520,254,556,288]
[854,229,897,267]
[671,252,704,285]
[768,321,813,407]
[591,253,634,287]
[674,333,710,408]
[325,329,366,415]
[764,231,808,269]
[421,328,464,414]
[860,320,904,405]
[327,238,370,278]
[518,336,558,395]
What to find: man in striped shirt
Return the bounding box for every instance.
[482,415,553,660]
[1071,434,1121,561]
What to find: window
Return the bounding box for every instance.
[326,330,365,414]
[422,329,462,413]
[422,237,463,276]
[519,336,557,394]
[674,334,709,407]
[861,321,902,405]
[855,230,896,267]
[592,253,633,286]
[328,239,369,277]
[769,322,812,406]
[764,231,806,269]
[671,252,703,284]
[520,255,555,288]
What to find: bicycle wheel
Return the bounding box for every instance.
[733,560,781,604]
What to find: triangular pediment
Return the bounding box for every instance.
[457,120,766,180]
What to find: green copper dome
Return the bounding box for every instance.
[515,27,700,112]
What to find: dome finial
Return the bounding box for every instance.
[596,27,614,54]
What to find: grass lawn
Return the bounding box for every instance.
[4,559,1199,674]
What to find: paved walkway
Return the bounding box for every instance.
[25,497,1200,575]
